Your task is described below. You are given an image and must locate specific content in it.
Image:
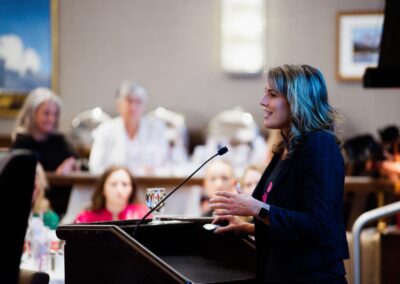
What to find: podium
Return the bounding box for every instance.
[56,218,257,284]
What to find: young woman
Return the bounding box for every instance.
[210,64,349,283]
[75,166,149,223]
[240,164,264,194]
[31,163,59,230]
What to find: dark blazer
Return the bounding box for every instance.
[252,130,349,283]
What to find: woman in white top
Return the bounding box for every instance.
[89,81,169,175]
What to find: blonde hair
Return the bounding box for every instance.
[32,163,50,214]
[240,164,264,187]
[12,87,62,141]
[267,64,341,156]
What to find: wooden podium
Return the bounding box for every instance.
[56,218,257,284]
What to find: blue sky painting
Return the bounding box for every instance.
[0,0,51,92]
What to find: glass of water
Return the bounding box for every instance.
[146,188,166,223]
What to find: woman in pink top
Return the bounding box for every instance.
[75,166,149,223]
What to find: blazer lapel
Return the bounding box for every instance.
[252,150,298,200]
[252,155,280,199]
[269,155,296,190]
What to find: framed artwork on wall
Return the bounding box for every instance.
[0,0,58,117]
[336,11,384,81]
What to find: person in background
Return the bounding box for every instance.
[378,125,400,158]
[22,163,60,270]
[236,164,264,223]
[75,166,149,223]
[210,64,349,283]
[31,163,59,230]
[88,81,169,175]
[240,164,264,194]
[378,125,400,181]
[200,159,236,216]
[11,87,79,216]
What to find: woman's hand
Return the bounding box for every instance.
[209,191,263,217]
[212,215,254,235]
[55,157,77,175]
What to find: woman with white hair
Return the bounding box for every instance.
[88,81,169,175]
[11,87,78,215]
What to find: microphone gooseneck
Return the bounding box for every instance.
[132,146,228,238]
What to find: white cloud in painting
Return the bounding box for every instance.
[0,34,41,76]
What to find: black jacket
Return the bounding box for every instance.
[252,130,349,283]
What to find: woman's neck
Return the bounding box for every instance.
[105,202,126,219]
[32,130,48,142]
[123,118,139,139]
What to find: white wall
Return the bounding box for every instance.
[0,0,398,141]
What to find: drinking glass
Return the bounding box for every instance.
[146,188,166,223]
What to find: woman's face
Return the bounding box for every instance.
[242,169,262,194]
[117,96,144,123]
[204,162,236,198]
[103,169,133,207]
[260,81,291,131]
[34,101,59,134]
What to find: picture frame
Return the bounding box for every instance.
[336,11,384,81]
[0,0,59,117]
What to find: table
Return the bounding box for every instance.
[46,171,204,188]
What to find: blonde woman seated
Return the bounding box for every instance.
[201,159,236,217]
[240,164,265,195]
[75,166,149,223]
[31,163,60,230]
[238,164,264,222]
[23,163,60,270]
[11,87,79,217]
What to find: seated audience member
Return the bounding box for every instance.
[75,166,149,223]
[238,164,264,222]
[31,163,60,230]
[342,134,386,228]
[89,81,169,175]
[378,124,400,158]
[22,163,60,269]
[240,164,264,194]
[343,134,384,177]
[11,87,79,216]
[201,159,236,216]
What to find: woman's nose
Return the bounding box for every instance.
[260,95,268,106]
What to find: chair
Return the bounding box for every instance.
[0,149,49,284]
[207,106,259,145]
[145,107,189,148]
[69,107,111,158]
[145,107,190,164]
[195,106,268,175]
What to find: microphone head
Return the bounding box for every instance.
[217,146,228,156]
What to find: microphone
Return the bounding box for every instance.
[132,146,229,237]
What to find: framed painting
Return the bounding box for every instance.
[336,11,384,81]
[0,0,58,117]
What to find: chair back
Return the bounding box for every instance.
[0,149,37,284]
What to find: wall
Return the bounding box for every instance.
[0,0,398,141]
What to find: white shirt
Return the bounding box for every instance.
[89,116,169,175]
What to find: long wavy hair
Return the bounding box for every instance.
[267,64,342,156]
[12,87,62,141]
[90,166,138,211]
